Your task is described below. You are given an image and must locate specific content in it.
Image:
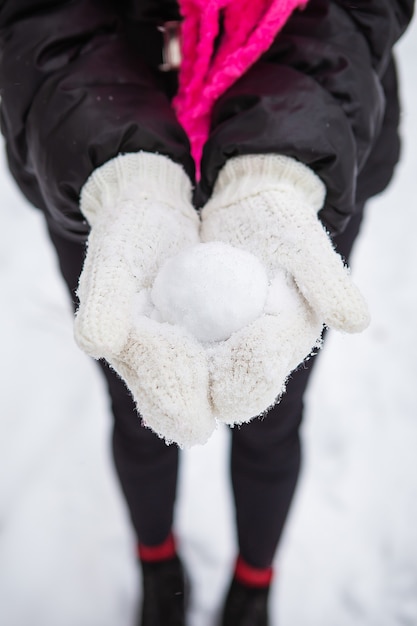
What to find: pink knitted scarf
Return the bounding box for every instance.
[172,0,308,177]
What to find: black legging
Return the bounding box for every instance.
[47,203,364,569]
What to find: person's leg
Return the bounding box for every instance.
[230,362,314,570]
[47,227,187,624]
[222,205,366,624]
[46,227,179,547]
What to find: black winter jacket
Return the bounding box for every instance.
[0,0,414,241]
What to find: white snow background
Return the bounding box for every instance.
[0,21,416,626]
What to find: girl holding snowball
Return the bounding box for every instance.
[0,0,413,624]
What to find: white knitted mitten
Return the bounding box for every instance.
[200,154,369,424]
[74,152,215,447]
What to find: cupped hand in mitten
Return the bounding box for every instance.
[200,154,370,425]
[74,152,215,447]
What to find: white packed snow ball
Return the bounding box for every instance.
[151,242,269,343]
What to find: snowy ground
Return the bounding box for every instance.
[1,22,417,626]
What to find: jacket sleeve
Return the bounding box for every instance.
[0,0,194,241]
[198,0,415,234]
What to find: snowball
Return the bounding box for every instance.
[151,242,269,343]
[264,271,304,320]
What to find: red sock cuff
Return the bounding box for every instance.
[234,555,273,588]
[138,532,177,562]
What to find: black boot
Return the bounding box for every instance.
[220,578,270,626]
[139,555,188,626]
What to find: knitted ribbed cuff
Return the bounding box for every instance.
[234,555,274,588]
[207,154,326,214]
[138,533,177,563]
[80,152,197,226]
